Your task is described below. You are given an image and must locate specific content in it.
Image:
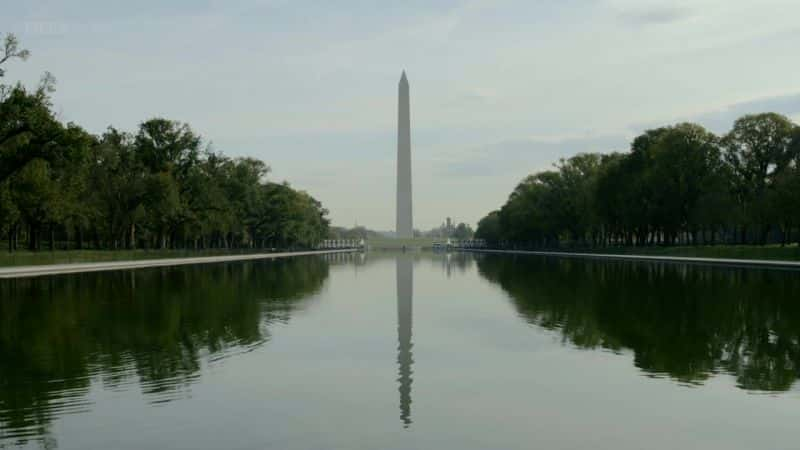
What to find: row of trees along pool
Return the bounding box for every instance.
[0,34,329,252]
[476,115,800,248]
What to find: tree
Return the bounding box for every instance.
[768,166,800,245]
[5,117,92,250]
[723,113,799,243]
[646,123,723,243]
[0,34,62,184]
[134,119,202,249]
[0,33,30,79]
[134,118,201,174]
[88,128,147,249]
[475,210,502,245]
[452,222,474,240]
[0,179,19,250]
[0,86,62,184]
[554,153,603,244]
[497,171,563,247]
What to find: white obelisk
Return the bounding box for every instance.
[396,71,413,238]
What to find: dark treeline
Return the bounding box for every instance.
[0,34,329,252]
[329,225,384,240]
[476,115,800,248]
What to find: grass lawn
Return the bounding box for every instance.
[577,244,800,261]
[366,237,440,249]
[0,248,284,267]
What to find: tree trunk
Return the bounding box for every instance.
[28,224,36,251]
[129,223,136,250]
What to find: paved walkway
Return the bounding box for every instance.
[463,249,800,269]
[0,249,359,279]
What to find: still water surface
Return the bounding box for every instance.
[1,252,799,449]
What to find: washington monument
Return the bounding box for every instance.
[396,71,413,238]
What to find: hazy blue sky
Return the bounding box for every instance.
[3,0,800,230]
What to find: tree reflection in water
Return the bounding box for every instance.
[0,257,329,447]
[477,255,800,391]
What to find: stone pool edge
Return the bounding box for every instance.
[0,249,360,279]
[459,249,800,270]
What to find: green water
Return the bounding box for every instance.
[1,252,799,449]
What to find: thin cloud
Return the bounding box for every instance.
[631,92,800,134]
[617,5,693,26]
[436,135,627,178]
[693,93,800,133]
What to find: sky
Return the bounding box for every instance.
[3,0,800,230]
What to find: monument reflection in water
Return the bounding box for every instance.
[396,253,414,428]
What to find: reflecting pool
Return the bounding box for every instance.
[1,252,799,449]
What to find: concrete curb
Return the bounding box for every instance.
[0,249,360,279]
[460,249,800,270]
